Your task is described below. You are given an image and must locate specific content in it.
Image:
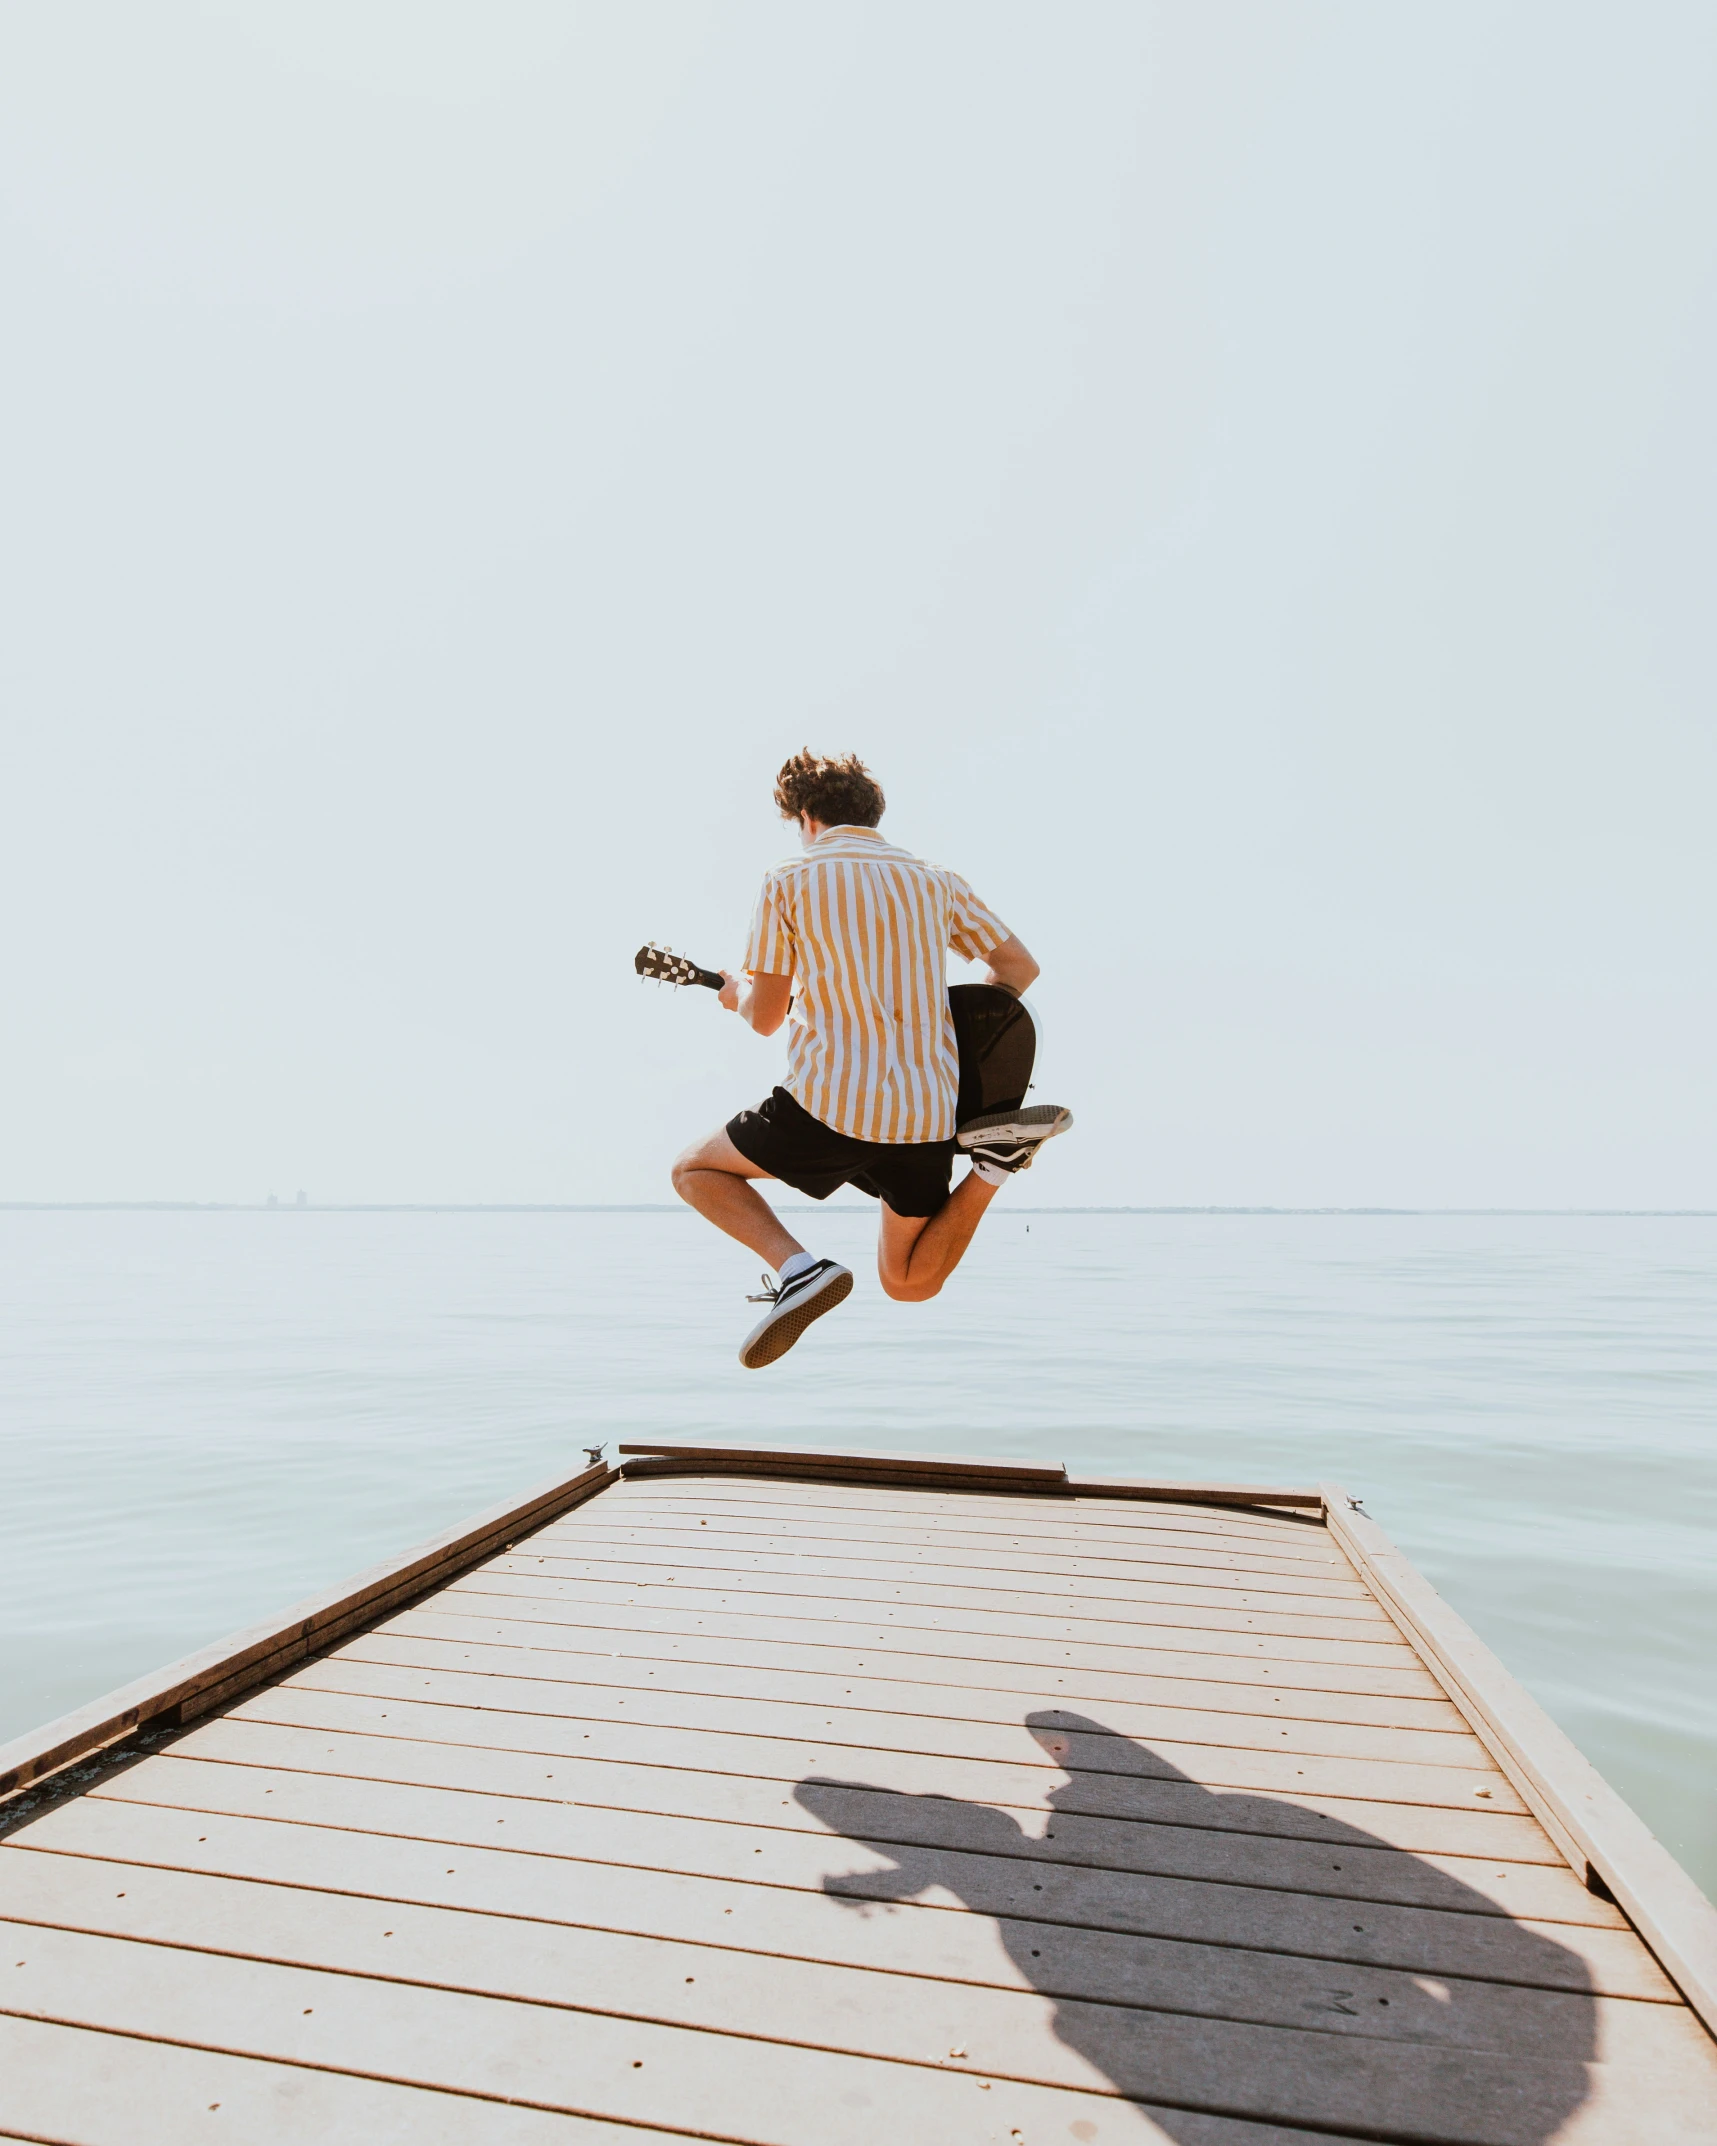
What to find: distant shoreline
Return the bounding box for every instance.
[4,1203,1715,1219]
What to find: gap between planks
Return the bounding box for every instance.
[546,1526,1371,1601]
[609,1497,1339,1565]
[0,2014,702,2146]
[1,1807,1671,2012]
[169,1723,1533,1923]
[338,1616,1481,1762]
[485,1547,1400,1634]
[613,1476,1332,1539]
[521,1527,1377,1608]
[554,1505,1358,1578]
[407,1594,1457,1724]
[230,1679,1520,1850]
[64,1758,1657,2008]
[2,1847,1657,2062]
[105,1717,1556,1887]
[0,1915,1465,2146]
[523,1499,1358,1561]
[10,1763,1615,1925]
[351,1605,1407,1699]
[459,1566,1425,1671]
[10,1765,1677,2002]
[5,1853,1709,2128]
[313,1633,1503,1790]
[598,1507,1346,1570]
[436,1580,1445,1702]
[84,1736,1557,1876]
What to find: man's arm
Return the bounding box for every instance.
[719,970,793,1036]
[982,933,1040,997]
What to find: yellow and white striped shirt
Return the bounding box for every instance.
[742,825,1009,1144]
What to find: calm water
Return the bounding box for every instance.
[2,1207,1712,1898]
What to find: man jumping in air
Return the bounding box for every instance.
[672,751,1072,1368]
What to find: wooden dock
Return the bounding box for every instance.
[2,1441,1714,2143]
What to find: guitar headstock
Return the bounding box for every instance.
[634,942,722,990]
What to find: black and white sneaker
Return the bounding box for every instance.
[957,1103,1073,1180]
[738,1259,854,1369]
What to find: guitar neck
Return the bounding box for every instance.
[635,943,725,990]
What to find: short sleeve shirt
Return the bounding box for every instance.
[741,825,1009,1143]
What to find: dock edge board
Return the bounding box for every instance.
[616,1439,1323,1507]
[1322,1481,1717,2041]
[615,1439,1069,1484]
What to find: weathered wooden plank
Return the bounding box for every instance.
[321,1628,1498,1777]
[78,1748,1577,1948]
[213,1685,1525,1832]
[574,1482,1343,1541]
[107,1720,1546,1858]
[442,1578,1448,1698]
[201,1684,1587,1907]
[0,1461,615,1803]
[79,1745,1667,1998]
[527,1536,1373,1614]
[0,2013,682,2146]
[401,1599,1464,1730]
[615,1478,1328,1546]
[159,1709,1513,1911]
[340,1615,1480,1766]
[7,1896,1703,2146]
[462,1563,1425,1669]
[553,1510,1357,1585]
[0,1846,1603,2061]
[615,1487,1340,1559]
[0,1918,1409,2146]
[9,1853,1712,2105]
[235,1682,1579,1888]
[616,1439,1069,1485]
[1326,1488,1717,2042]
[525,1526,1375,1604]
[10,1780,1624,1976]
[503,1542,1398,1628]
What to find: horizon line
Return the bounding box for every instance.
[4,1202,1716,1219]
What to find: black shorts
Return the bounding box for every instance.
[726,1087,955,1219]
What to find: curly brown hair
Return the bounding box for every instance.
[772,750,886,829]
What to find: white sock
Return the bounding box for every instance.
[969,1156,1011,1186]
[778,1250,818,1282]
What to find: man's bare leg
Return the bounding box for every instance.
[876,1167,1000,1303]
[671,1128,806,1272]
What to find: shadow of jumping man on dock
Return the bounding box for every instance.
[795,1709,1596,2143]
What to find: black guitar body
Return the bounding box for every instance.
[949,983,1036,1130]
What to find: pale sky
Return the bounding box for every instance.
[4,1,1714,1209]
